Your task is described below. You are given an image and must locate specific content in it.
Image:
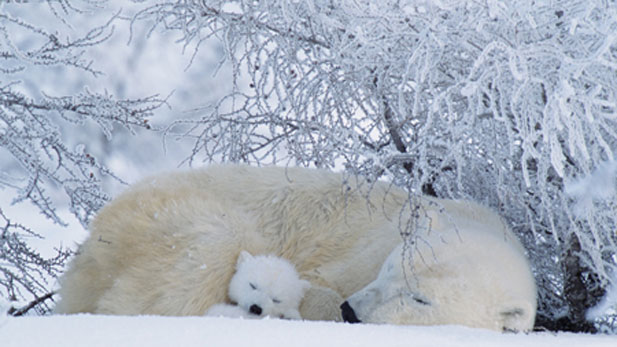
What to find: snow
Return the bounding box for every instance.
[565,160,617,216]
[1,315,616,347]
[0,193,87,260]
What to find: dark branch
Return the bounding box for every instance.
[8,292,56,317]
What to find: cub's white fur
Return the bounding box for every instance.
[206,251,309,319]
[55,165,536,331]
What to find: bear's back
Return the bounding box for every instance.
[55,165,406,315]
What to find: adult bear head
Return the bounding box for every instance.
[341,201,538,332]
[341,244,434,325]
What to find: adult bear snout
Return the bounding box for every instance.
[249,304,262,315]
[340,301,361,323]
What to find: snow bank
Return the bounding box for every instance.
[1,315,615,347]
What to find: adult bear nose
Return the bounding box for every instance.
[249,304,262,315]
[340,301,361,323]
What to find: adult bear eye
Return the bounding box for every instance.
[249,283,257,290]
[272,298,281,304]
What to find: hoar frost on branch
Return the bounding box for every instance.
[0,2,164,315]
[139,0,617,331]
[0,209,70,316]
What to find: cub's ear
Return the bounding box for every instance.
[237,250,254,267]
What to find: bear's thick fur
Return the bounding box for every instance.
[342,200,537,331]
[54,165,536,330]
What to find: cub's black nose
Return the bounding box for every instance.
[340,301,361,323]
[249,304,262,315]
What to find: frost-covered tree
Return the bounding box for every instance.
[0,1,163,314]
[138,0,617,332]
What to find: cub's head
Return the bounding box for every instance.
[228,251,310,319]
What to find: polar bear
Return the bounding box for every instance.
[54,165,536,331]
[341,199,537,332]
[206,251,309,319]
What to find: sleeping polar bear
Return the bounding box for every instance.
[341,199,537,331]
[54,165,536,331]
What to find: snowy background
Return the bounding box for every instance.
[0,0,230,317]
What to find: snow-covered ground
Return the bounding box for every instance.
[1,314,616,347]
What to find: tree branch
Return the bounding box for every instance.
[7,292,56,317]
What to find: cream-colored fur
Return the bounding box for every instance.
[54,165,536,330]
[344,200,537,331]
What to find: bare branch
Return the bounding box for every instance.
[0,0,164,314]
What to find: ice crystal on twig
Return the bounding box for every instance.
[0,0,163,314]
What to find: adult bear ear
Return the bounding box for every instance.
[237,250,253,267]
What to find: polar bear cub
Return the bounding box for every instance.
[206,251,310,319]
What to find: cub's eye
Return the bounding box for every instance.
[272,298,281,304]
[249,283,257,290]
